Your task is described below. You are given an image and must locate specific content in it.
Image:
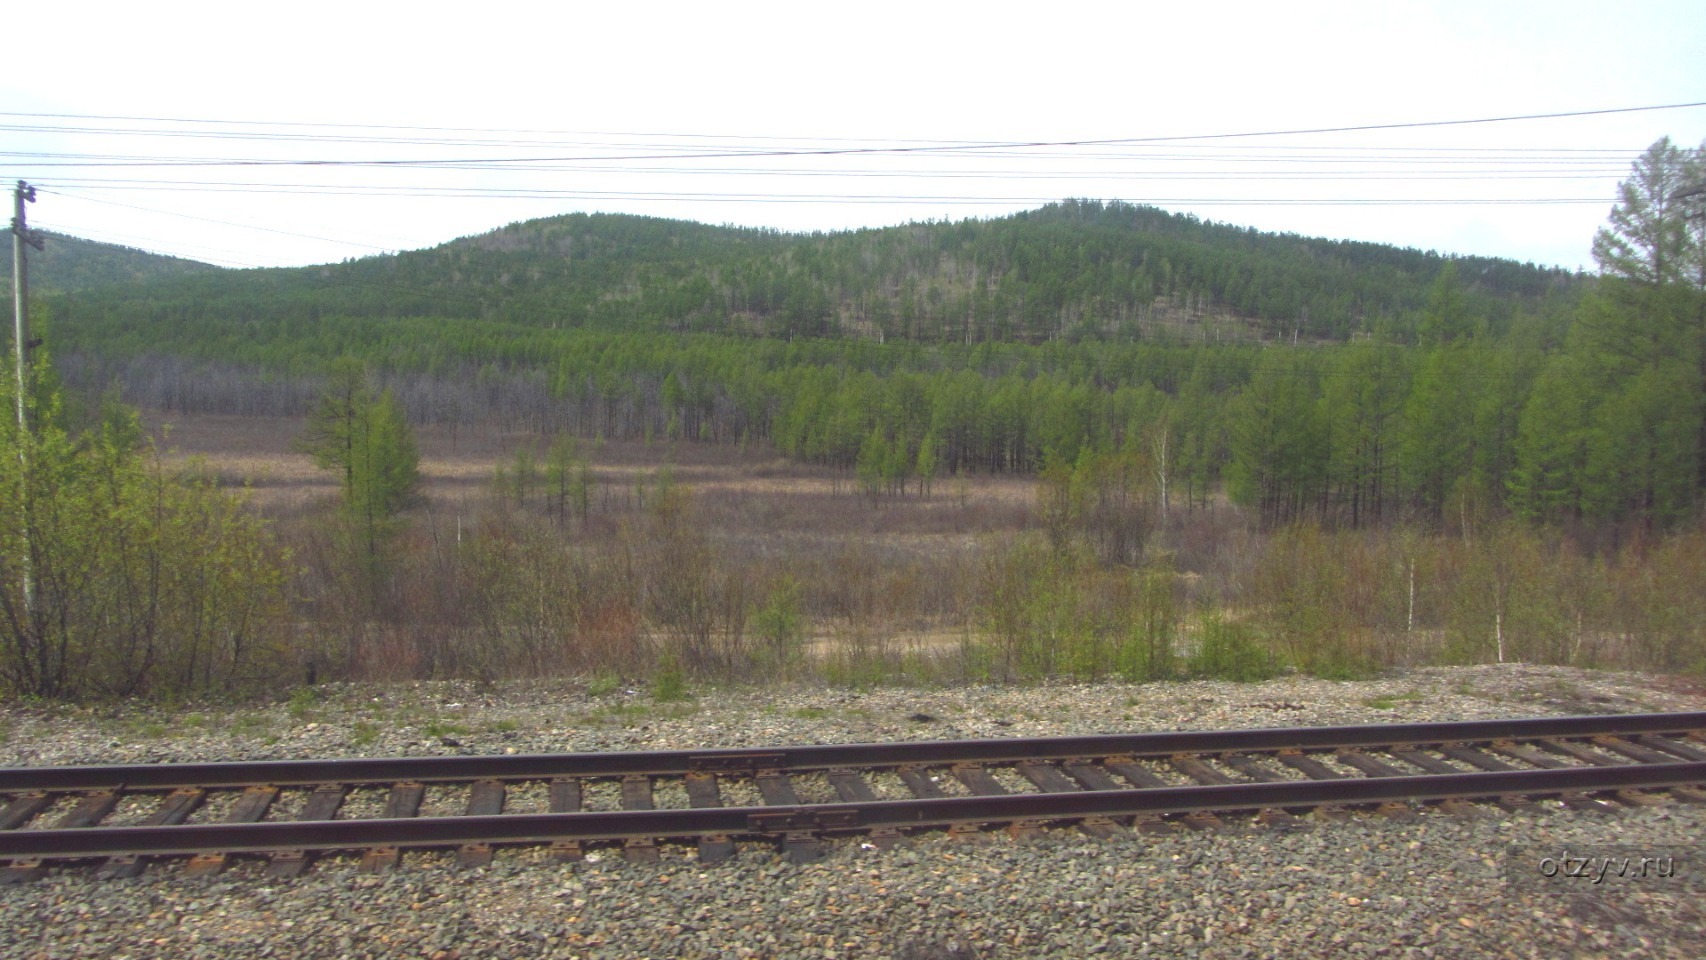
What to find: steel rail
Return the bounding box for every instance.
[4,761,1703,861]
[4,711,1704,792]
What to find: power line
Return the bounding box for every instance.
[7,101,1672,269]
[8,154,1632,178]
[28,183,1622,205]
[35,227,270,269]
[37,189,393,251]
[0,110,993,145]
[7,101,1702,168]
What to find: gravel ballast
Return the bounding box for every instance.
[2,664,1704,959]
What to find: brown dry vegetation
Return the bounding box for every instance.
[138,411,1706,694]
[144,412,1038,686]
[146,412,1035,532]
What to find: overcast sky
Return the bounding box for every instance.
[4,1,1704,271]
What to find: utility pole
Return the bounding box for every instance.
[12,180,42,432]
[11,180,42,624]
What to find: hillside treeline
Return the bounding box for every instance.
[50,199,1579,345]
[3,231,216,298]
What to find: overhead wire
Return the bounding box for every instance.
[36,182,1616,206]
[4,100,1700,167]
[36,188,397,251]
[6,99,1696,268]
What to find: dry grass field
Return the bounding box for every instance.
[138,411,1048,675]
[131,411,1706,688]
[142,410,1040,540]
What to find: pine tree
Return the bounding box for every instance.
[1509,353,1594,522]
[1399,343,1481,526]
[1322,337,1409,526]
[297,357,368,491]
[347,388,419,559]
[1226,351,1326,527]
[299,361,420,559]
[1592,138,1700,289]
[1562,137,1706,520]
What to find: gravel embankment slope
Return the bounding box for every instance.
[2,664,1703,959]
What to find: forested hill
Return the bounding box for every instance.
[5,231,219,295]
[36,169,1706,535]
[51,200,1583,348]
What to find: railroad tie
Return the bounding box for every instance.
[547,778,584,862]
[1213,755,1308,830]
[1520,740,1629,812]
[685,772,736,863]
[1638,735,1706,763]
[0,793,52,832]
[1016,762,1121,839]
[1581,739,1684,807]
[266,784,347,879]
[1269,750,1355,823]
[1431,744,1535,813]
[755,769,822,863]
[827,769,901,849]
[896,765,947,799]
[1483,743,1620,813]
[1062,760,1148,835]
[100,789,207,880]
[1483,740,1563,770]
[1101,757,1182,835]
[1388,751,1482,818]
[1167,756,1239,831]
[185,785,279,877]
[900,764,984,839]
[1061,760,1124,792]
[1438,743,1518,771]
[360,782,424,873]
[620,775,659,863]
[457,779,507,869]
[1591,736,1676,769]
[953,763,1041,841]
[1639,743,1706,803]
[1333,752,1418,821]
[1538,739,1621,766]
[2,791,119,884]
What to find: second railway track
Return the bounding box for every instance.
[3,711,1705,882]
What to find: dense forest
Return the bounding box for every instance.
[3,231,217,297]
[40,165,1703,534]
[48,198,1581,344]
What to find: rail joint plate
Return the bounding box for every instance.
[747,808,860,832]
[690,752,786,774]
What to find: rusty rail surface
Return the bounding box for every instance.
[3,711,1704,879]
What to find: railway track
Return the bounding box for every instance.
[3,711,1704,881]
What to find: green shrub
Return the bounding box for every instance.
[752,576,806,676]
[1,382,291,701]
[650,655,690,702]
[1188,616,1278,682]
